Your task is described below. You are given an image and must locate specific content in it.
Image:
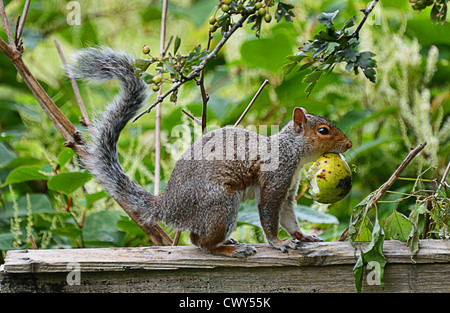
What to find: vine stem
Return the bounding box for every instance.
[133,13,250,122]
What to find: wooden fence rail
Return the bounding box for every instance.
[1,240,449,293]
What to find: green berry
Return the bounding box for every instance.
[152,75,162,84]
[257,7,266,17]
[222,0,232,4]
[142,45,150,54]
[152,84,160,92]
[264,13,272,23]
[221,4,230,12]
[209,16,216,24]
[209,24,218,32]
[255,2,263,10]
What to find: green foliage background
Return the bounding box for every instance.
[0,0,449,263]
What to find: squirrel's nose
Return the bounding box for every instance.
[346,141,352,150]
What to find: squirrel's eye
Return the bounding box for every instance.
[317,127,330,135]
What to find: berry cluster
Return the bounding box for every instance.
[209,0,277,36]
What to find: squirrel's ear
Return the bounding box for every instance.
[293,107,307,133]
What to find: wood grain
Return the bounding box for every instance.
[1,240,449,293]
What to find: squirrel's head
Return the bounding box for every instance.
[292,107,352,155]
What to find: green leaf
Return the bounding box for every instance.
[0,233,15,250]
[407,203,429,257]
[130,58,152,71]
[57,149,76,167]
[295,205,339,226]
[174,35,181,55]
[82,211,126,247]
[317,10,339,29]
[240,33,293,74]
[0,142,16,167]
[275,2,295,23]
[47,172,93,195]
[3,194,53,218]
[85,190,109,208]
[3,166,50,186]
[353,218,387,293]
[352,255,364,293]
[383,209,413,241]
[342,15,356,31]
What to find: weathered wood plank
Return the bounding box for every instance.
[1,240,449,293]
[2,240,449,273]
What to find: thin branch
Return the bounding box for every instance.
[0,0,14,46]
[181,109,202,126]
[435,160,450,198]
[198,32,213,134]
[338,141,428,241]
[351,0,379,39]
[54,40,91,128]
[15,0,30,47]
[234,79,269,127]
[133,13,250,123]
[29,235,38,249]
[154,0,169,197]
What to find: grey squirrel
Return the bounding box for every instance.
[70,47,352,258]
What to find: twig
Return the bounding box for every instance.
[0,0,14,46]
[198,33,213,134]
[181,109,202,126]
[15,0,30,47]
[154,0,169,197]
[233,79,269,127]
[338,141,428,241]
[172,230,181,246]
[435,160,450,198]
[29,235,38,249]
[351,0,379,39]
[54,40,91,128]
[132,13,250,122]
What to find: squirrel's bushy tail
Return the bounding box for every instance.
[70,47,160,222]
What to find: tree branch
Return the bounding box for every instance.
[0,0,14,46]
[338,141,428,241]
[234,79,269,127]
[54,39,91,128]
[15,0,30,48]
[132,13,250,122]
[351,0,379,39]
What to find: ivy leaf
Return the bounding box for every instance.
[275,2,295,23]
[317,10,339,29]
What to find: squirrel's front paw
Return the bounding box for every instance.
[293,231,323,242]
[269,238,299,253]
